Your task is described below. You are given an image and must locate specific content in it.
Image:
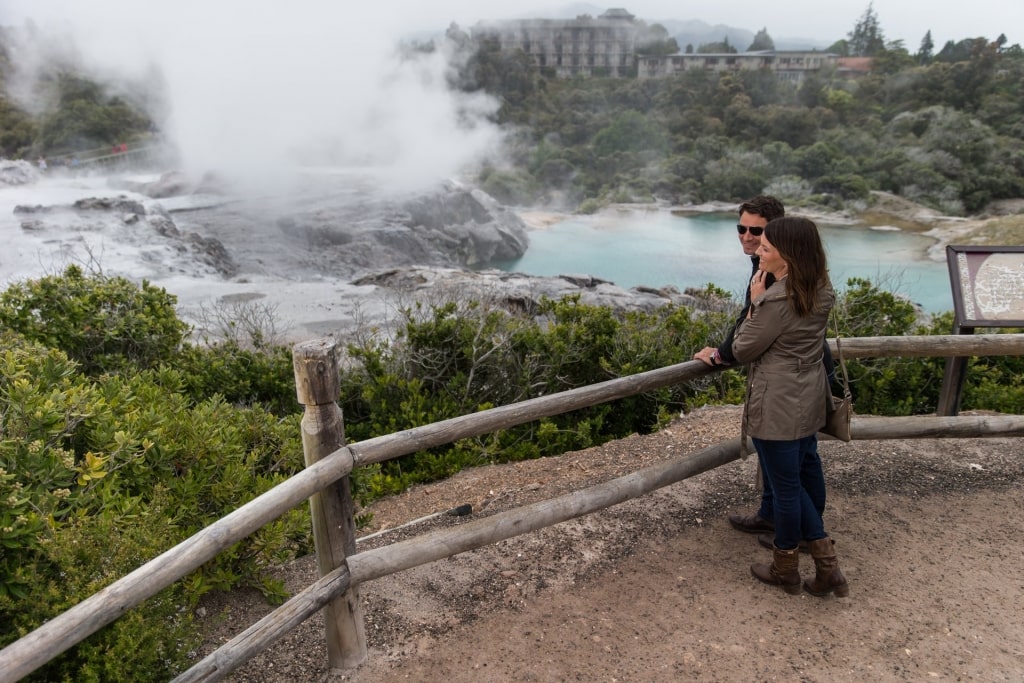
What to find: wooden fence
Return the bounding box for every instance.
[44,142,166,171]
[1,334,1023,682]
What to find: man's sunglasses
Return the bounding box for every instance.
[736,224,764,236]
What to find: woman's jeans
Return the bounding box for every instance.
[752,435,827,550]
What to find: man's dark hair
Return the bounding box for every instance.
[738,195,785,222]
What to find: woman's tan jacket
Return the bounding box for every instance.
[732,279,835,441]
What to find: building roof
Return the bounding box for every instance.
[600,8,635,20]
[837,57,874,73]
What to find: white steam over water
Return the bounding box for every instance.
[5,0,503,194]
[0,168,394,341]
[1,1,525,341]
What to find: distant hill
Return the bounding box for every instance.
[657,19,833,52]
[545,4,833,52]
[658,19,756,52]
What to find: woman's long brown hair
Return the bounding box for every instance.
[763,217,831,317]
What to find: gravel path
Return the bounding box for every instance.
[193,405,1024,682]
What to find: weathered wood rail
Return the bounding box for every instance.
[1,334,1022,683]
[47,142,164,169]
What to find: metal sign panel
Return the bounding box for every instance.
[946,245,1024,327]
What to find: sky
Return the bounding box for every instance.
[2,0,1017,48]
[606,0,1015,49]
[1,0,1017,193]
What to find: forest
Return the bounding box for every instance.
[449,14,1024,216]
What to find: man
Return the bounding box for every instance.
[693,195,786,536]
[694,195,785,370]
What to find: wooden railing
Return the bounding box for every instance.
[1,334,1023,682]
[44,142,166,171]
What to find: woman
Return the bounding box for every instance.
[731,216,849,598]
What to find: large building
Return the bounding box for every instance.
[473,8,849,83]
[638,50,840,83]
[472,8,640,78]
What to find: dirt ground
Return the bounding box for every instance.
[194,405,1024,682]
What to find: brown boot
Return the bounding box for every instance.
[750,545,801,594]
[803,537,850,598]
[757,534,810,553]
[728,512,774,534]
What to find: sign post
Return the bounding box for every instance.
[938,245,1024,415]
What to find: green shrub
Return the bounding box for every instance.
[0,265,189,375]
[478,168,539,205]
[337,295,739,502]
[1,490,198,682]
[176,342,298,415]
[0,332,310,680]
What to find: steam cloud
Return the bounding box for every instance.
[4,0,507,194]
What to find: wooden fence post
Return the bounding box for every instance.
[292,340,367,669]
[937,323,973,416]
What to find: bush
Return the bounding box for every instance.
[814,173,871,200]
[177,342,298,415]
[337,295,737,502]
[0,332,310,680]
[479,168,539,205]
[1,492,199,682]
[0,265,189,375]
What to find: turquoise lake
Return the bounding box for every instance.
[493,211,954,314]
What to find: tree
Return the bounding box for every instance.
[847,3,886,57]
[935,39,964,62]
[453,34,538,109]
[592,109,667,157]
[872,42,915,74]
[826,39,850,57]
[697,37,737,54]
[747,28,775,52]
[444,21,471,51]
[0,96,37,157]
[917,30,934,65]
[35,74,151,153]
[0,265,190,375]
[636,23,680,57]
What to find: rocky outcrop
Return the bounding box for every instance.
[10,173,717,332]
[266,180,529,275]
[72,197,148,214]
[13,194,237,277]
[0,160,40,186]
[401,184,529,265]
[352,266,717,318]
[111,171,195,198]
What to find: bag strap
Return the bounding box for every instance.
[831,310,852,402]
